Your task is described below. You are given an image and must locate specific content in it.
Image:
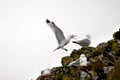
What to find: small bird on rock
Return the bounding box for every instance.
[72,35,91,48]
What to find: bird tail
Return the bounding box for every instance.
[53,47,60,52]
[53,48,57,52]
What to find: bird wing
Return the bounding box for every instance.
[47,21,65,44]
[78,39,91,46]
[75,58,80,64]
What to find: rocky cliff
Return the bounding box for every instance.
[36,29,120,80]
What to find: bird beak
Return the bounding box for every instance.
[73,35,77,39]
[73,37,76,39]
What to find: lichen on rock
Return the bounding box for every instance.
[36,29,120,80]
[61,56,74,67]
[113,28,120,40]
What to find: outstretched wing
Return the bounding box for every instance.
[46,19,65,44]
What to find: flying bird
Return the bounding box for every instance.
[72,35,91,47]
[46,19,76,51]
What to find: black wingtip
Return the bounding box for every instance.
[46,19,50,23]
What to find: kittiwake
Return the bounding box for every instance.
[46,19,76,51]
[80,54,88,66]
[72,35,91,47]
[68,54,88,66]
[68,58,80,66]
[41,68,51,76]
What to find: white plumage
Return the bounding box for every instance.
[41,68,51,76]
[68,54,88,66]
[80,54,87,66]
[46,19,76,51]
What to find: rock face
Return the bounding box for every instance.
[113,28,120,40]
[36,29,120,80]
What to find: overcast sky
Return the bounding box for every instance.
[0,0,120,80]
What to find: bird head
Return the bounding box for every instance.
[85,34,91,39]
[69,35,77,39]
[80,54,85,58]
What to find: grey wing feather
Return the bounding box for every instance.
[71,58,80,66]
[78,39,91,46]
[50,22,65,44]
[76,58,80,63]
[55,28,65,44]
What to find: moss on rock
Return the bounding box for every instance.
[113,29,120,40]
[95,42,108,56]
[61,56,73,67]
[36,29,120,80]
[70,49,80,60]
[114,58,120,80]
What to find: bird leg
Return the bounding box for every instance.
[62,47,68,51]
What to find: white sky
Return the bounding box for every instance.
[0,0,120,80]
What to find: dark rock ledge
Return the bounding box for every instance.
[37,29,120,80]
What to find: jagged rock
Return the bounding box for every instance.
[54,67,64,80]
[90,55,108,79]
[103,66,114,74]
[80,71,90,80]
[79,47,95,55]
[90,56,104,73]
[69,66,80,76]
[95,42,108,56]
[36,74,52,80]
[107,68,115,80]
[107,39,118,51]
[107,58,120,80]
[107,39,120,57]
[36,30,120,80]
[88,71,98,80]
[70,49,80,60]
[70,47,96,61]
[62,74,73,80]
[113,28,120,40]
[117,39,120,45]
[61,56,73,67]
[114,58,120,80]
[107,51,117,63]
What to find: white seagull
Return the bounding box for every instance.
[46,19,76,51]
[68,54,88,66]
[72,35,91,47]
[41,68,51,76]
[80,54,88,66]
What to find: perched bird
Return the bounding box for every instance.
[46,19,76,51]
[68,54,88,66]
[68,58,80,66]
[41,68,51,76]
[72,35,91,47]
[80,54,88,66]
